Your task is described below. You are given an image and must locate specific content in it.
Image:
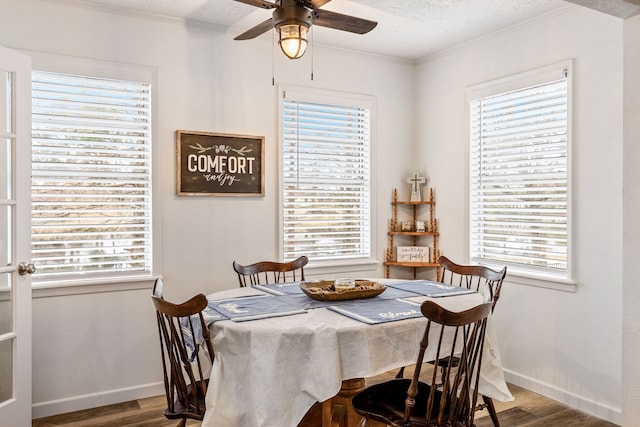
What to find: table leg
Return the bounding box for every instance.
[321,378,365,427]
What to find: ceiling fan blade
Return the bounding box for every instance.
[313,9,377,34]
[308,0,332,8]
[234,18,274,40]
[233,0,278,9]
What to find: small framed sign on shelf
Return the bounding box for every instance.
[400,221,414,232]
[397,246,430,263]
[176,130,265,196]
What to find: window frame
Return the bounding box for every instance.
[278,84,377,272]
[27,51,160,295]
[464,60,575,291]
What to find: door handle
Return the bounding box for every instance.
[18,262,36,276]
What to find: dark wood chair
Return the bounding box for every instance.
[232,255,308,287]
[152,279,215,427]
[395,256,507,426]
[352,300,493,427]
[437,256,508,426]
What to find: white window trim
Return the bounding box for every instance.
[24,50,161,294]
[277,84,378,273]
[464,59,575,290]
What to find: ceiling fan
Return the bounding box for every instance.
[233,0,378,59]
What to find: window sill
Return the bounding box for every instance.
[32,275,159,298]
[305,259,380,277]
[475,260,576,292]
[507,272,576,292]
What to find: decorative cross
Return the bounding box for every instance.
[407,173,426,202]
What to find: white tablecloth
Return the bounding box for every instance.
[201,282,513,427]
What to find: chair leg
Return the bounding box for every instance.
[394,366,405,378]
[176,419,187,427]
[483,395,500,427]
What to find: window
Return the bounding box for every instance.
[31,71,152,282]
[468,61,572,282]
[279,86,374,264]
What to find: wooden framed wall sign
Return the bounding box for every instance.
[397,246,430,263]
[176,130,265,196]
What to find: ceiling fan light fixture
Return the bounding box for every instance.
[277,23,308,59]
[233,0,377,61]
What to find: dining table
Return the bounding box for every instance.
[200,278,513,427]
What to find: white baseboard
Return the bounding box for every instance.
[503,369,621,425]
[32,373,622,424]
[31,382,165,420]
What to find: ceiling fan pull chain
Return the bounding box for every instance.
[272,28,276,86]
[310,27,314,81]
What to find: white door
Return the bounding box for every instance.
[0,45,33,426]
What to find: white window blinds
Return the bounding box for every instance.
[281,89,372,262]
[31,71,152,280]
[469,69,569,276]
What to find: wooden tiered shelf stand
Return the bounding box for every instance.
[384,187,441,280]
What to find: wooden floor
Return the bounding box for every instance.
[32,377,619,427]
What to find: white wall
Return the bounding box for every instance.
[415,6,623,423]
[0,0,631,423]
[0,0,415,417]
[622,13,640,427]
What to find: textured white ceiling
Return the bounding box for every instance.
[45,0,612,60]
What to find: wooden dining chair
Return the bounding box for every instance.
[437,256,507,426]
[232,255,308,287]
[352,300,493,427]
[152,279,216,427]
[395,256,507,426]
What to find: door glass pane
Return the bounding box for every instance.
[0,271,12,403]
[0,205,11,267]
[0,272,11,335]
[0,337,13,403]
[0,69,11,134]
[1,137,10,200]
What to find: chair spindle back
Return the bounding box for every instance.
[233,255,308,287]
[439,255,507,311]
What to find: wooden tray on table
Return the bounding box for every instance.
[299,279,386,301]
